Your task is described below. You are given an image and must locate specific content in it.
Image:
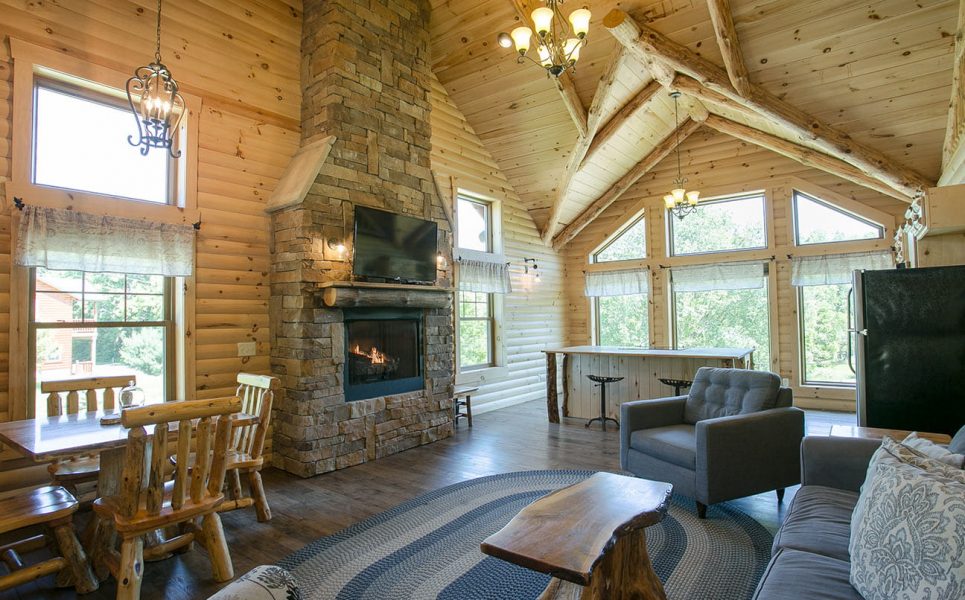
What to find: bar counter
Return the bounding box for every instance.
[542,346,754,423]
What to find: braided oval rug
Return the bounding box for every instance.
[278,470,772,600]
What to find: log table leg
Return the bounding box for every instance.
[546,352,560,423]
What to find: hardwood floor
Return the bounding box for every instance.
[1,401,857,599]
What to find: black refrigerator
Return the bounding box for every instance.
[854,265,965,436]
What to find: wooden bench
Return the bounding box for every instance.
[481,472,672,600]
[454,385,478,428]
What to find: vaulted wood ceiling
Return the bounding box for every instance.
[429,0,959,246]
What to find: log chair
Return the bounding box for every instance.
[91,396,241,600]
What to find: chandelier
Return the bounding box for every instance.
[497,1,591,78]
[126,0,185,158]
[664,91,700,219]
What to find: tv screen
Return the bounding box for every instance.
[353,206,438,284]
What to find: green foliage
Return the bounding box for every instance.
[598,295,648,347]
[800,283,854,383]
[671,195,766,255]
[118,327,165,377]
[594,218,646,262]
[459,320,490,368]
[674,288,770,370]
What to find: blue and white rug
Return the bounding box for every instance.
[279,470,772,599]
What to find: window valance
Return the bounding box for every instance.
[15,205,195,277]
[584,268,650,297]
[790,251,893,286]
[457,249,512,294]
[671,261,765,292]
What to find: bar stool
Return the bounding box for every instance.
[658,377,693,396]
[586,375,623,431]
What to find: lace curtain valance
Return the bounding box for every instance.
[791,251,893,286]
[15,206,195,277]
[457,249,512,294]
[671,261,765,292]
[584,268,650,297]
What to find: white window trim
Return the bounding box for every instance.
[590,209,647,264]
[791,190,885,247]
[6,39,199,418]
[668,191,769,258]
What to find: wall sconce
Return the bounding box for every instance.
[523,257,540,280]
[327,238,346,256]
[436,252,448,269]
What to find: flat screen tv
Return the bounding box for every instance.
[353,206,438,284]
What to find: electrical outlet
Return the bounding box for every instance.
[781,377,790,387]
[237,342,257,357]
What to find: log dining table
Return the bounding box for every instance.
[0,405,257,577]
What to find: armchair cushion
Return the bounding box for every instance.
[629,425,696,470]
[684,367,781,425]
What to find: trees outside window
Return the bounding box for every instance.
[673,285,770,370]
[596,294,648,347]
[799,283,854,384]
[456,194,497,372]
[670,194,766,256]
[593,217,646,263]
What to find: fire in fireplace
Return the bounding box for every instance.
[344,309,423,401]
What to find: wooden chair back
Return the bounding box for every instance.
[232,374,276,461]
[40,375,137,417]
[118,397,241,520]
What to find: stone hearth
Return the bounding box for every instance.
[266,0,454,478]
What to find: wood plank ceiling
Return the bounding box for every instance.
[429,0,959,245]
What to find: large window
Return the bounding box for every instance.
[799,283,854,385]
[596,295,648,347]
[672,263,770,369]
[793,191,882,245]
[33,79,174,204]
[593,216,646,263]
[31,268,174,417]
[670,193,766,256]
[456,194,497,371]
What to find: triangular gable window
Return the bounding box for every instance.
[592,216,646,263]
[793,191,883,245]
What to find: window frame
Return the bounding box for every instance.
[457,290,496,371]
[591,212,647,264]
[668,192,768,258]
[796,282,856,388]
[28,269,177,417]
[791,190,884,247]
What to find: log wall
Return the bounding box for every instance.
[0,0,302,489]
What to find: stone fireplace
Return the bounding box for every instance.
[266,0,454,478]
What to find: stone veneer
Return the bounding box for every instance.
[268,0,454,478]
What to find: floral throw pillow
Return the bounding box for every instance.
[849,439,965,599]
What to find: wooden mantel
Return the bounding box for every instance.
[316,281,453,308]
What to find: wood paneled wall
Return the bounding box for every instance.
[430,75,565,412]
[0,0,301,489]
[563,128,906,412]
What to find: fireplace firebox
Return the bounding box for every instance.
[343,308,423,402]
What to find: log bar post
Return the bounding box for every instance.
[546,352,560,423]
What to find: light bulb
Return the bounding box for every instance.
[672,188,686,202]
[497,32,513,48]
[537,45,553,67]
[568,8,591,38]
[664,195,676,209]
[510,27,532,55]
[531,7,554,36]
[564,38,581,64]
[686,190,700,205]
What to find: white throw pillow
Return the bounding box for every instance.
[849,438,965,600]
[902,432,965,468]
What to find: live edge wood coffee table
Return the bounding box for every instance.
[481,472,673,600]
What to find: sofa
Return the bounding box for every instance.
[753,428,965,600]
[621,367,804,518]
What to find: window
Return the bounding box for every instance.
[799,283,855,385]
[593,216,646,263]
[672,263,770,369]
[33,79,174,204]
[456,194,498,371]
[596,295,648,347]
[457,196,491,252]
[793,191,883,245]
[670,193,766,256]
[31,268,174,417]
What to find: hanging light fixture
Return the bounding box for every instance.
[663,91,699,219]
[126,0,185,158]
[496,1,591,78]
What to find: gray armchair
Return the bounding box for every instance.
[620,367,805,518]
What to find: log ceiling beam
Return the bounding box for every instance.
[541,49,627,244]
[552,118,702,250]
[510,0,588,137]
[940,0,965,183]
[603,9,934,199]
[705,0,751,97]
[581,80,664,169]
[702,114,912,202]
